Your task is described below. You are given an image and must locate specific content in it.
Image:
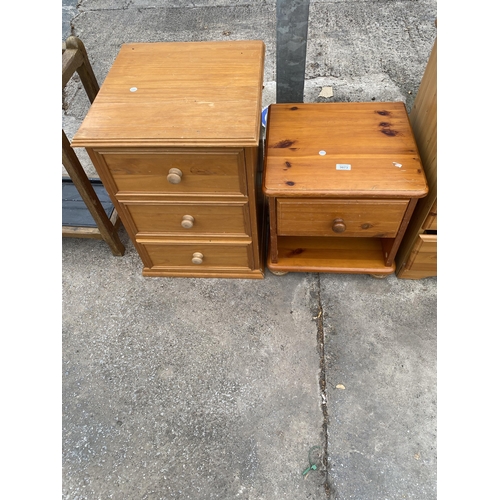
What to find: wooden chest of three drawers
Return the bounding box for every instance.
[72,41,266,278]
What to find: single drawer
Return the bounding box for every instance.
[122,202,249,237]
[100,149,247,196]
[141,241,252,270]
[277,199,409,237]
[397,233,437,279]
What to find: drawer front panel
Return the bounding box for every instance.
[398,234,437,279]
[101,149,246,196]
[123,202,249,237]
[141,242,252,270]
[412,234,437,269]
[277,199,409,237]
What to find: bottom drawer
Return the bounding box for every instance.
[397,233,437,279]
[140,241,253,271]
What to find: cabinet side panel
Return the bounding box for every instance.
[396,39,437,277]
[85,148,153,268]
[244,145,264,272]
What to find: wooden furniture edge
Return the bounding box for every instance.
[396,38,437,277]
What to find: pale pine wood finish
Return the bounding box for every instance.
[72,41,265,278]
[72,41,264,148]
[264,102,428,199]
[122,201,249,237]
[143,241,252,269]
[398,234,437,279]
[270,237,392,274]
[277,199,409,238]
[263,102,428,275]
[100,149,247,197]
[396,39,437,279]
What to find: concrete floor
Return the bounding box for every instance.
[62,232,436,500]
[62,1,438,498]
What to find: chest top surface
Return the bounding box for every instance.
[72,40,265,148]
[263,102,428,198]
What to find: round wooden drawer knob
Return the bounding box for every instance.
[332,218,346,233]
[167,168,183,184]
[192,252,204,265]
[181,215,195,229]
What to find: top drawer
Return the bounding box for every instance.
[98,149,247,197]
[277,199,409,237]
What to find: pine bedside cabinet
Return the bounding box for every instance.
[262,102,428,277]
[71,41,266,279]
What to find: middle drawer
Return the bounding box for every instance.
[277,199,409,238]
[122,201,250,237]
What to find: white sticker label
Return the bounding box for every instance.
[336,164,351,170]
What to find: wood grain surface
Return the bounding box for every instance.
[277,198,409,237]
[72,41,265,148]
[263,101,428,198]
[267,236,395,274]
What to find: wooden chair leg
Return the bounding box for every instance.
[65,36,100,103]
[63,36,125,256]
[62,130,125,256]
